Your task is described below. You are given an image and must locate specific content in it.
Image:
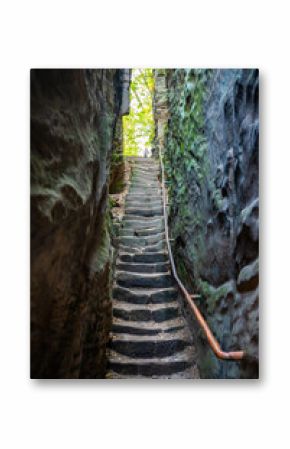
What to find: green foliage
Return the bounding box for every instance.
[163,69,213,280]
[196,279,231,314]
[164,70,209,194]
[93,214,111,274]
[212,188,223,210]
[123,69,155,157]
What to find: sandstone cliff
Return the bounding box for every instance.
[31,69,129,378]
[154,69,259,378]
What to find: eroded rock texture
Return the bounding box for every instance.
[153,69,168,158]
[31,69,129,378]
[110,70,131,194]
[154,69,259,378]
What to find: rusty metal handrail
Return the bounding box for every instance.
[158,149,245,360]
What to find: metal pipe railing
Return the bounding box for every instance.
[158,149,245,360]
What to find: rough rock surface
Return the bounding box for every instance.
[154,69,259,378]
[31,69,129,378]
[153,69,168,158]
[109,70,131,194]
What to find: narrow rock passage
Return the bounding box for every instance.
[107,158,200,379]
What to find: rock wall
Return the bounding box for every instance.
[153,69,168,158]
[31,69,129,378]
[154,69,259,378]
[110,70,131,194]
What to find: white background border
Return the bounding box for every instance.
[0,1,289,448]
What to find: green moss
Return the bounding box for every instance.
[175,255,194,289]
[92,226,110,274]
[196,279,233,314]
[164,69,211,227]
[199,348,220,378]
[109,197,117,208]
[212,189,223,210]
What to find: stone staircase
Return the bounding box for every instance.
[106,158,199,379]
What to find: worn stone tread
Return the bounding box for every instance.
[118,243,166,255]
[106,366,199,379]
[116,271,173,288]
[112,316,185,334]
[122,216,164,224]
[109,332,190,358]
[125,194,161,201]
[120,227,164,236]
[117,233,165,246]
[110,329,189,343]
[112,285,178,303]
[113,300,179,312]
[125,201,163,209]
[119,252,168,263]
[106,348,197,377]
[116,261,169,274]
[125,207,163,217]
[112,304,180,323]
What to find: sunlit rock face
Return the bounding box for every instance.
[153,69,168,158]
[110,69,131,194]
[155,69,259,378]
[31,69,128,378]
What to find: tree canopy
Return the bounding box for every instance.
[123,69,154,157]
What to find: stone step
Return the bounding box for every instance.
[109,330,190,359]
[118,240,166,252]
[106,366,199,379]
[130,181,159,188]
[116,261,169,274]
[130,186,159,192]
[112,285,178,304]
[123,214,163,221]
[129,181,160,186]
[129,178,159,183]
[118,236,164,247]
[119,252,168,263]
[129,188,161,195]
[118,240,166,254]
[117,245,138,255]
[131,171,159,176]
[125,204,162,212]
[131,173,159,177]
[113,301,179,322]
[132,163,159,168]
[122,217,164,227]
[125,200,162,208]
[125,206,163,217]
[132,166,160,173]
[117,233,165,247]
[130,178,159,185]
[128,157,158,164]
[116,271,173,289]
[126,192,161,198]
[107,348,195,377]
[119,228,165,237]
[112,316,185,335]
[131,171,159,178]
[131,173,159,180]
[120,230,165,239]
[125,194,161,201]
